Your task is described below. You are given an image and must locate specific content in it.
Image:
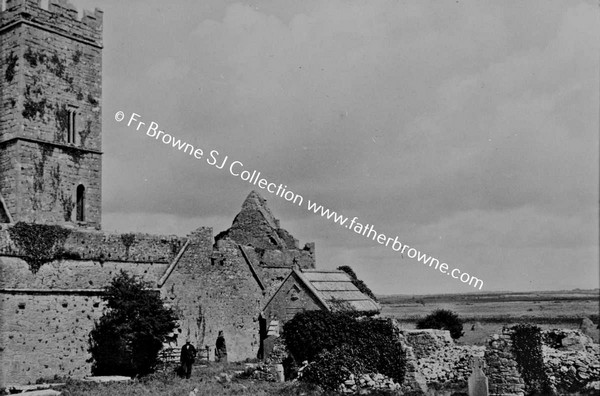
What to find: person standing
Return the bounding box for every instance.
[215,331,227,363]
[180,339,197,379]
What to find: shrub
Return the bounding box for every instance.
[337,265,378,302]
[88,271,178,377]
[300,345,366,391]
[416,309,464,339]
[510,324,554,395]
[283,311,405,389]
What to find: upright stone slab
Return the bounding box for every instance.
[468,356,489,396]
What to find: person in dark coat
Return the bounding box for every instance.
[215,331,227,363]
[180,339,197,379]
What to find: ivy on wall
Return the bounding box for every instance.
[49,164,61,208]
[87,93,99,106]
[48,53,66,79]
[54,102,70,139]
[24,47,46,68]
[31,146,53,211]
[5,51,18,82]
[510,324,554,395]
[23,78,48,120]
[60,190,74,221]
[72,49,82,64]
[8,222,72,273]
[121,233,136,257]
[24,47,71,83]
[22,46,79,122]
[79,120,93,147]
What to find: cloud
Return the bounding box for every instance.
[69,0,598,293]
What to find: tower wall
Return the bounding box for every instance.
[0,0,103,227]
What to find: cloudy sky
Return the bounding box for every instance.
[64,0,598,295]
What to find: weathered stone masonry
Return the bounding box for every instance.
[0,0,103,227]
[0,0,320,388]
[0,224,183,386]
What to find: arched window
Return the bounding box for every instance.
[76,184,85,222]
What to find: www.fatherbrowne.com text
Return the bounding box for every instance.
[116,111,484,290]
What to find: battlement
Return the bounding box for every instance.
[1,0,103,46]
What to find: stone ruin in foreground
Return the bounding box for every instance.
[333,327,599,395]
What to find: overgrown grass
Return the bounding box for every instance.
[54,363,327,396]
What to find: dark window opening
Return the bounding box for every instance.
[76,184,85,222]
[66,109,77,144]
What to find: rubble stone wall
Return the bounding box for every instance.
[542,329,600,392]
[0,226,196,388]
[162,234,264,363]
[484,331,526,396]
[0,290,105,384]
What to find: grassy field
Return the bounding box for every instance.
[52,363,327,396]
[379,289,600,345]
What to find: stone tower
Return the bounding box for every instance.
[0,0,103,228]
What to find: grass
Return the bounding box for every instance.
[381,290,600,345]
[53,363,327,396]
[381,292,599,324]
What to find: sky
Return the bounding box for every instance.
[53,0,598,294]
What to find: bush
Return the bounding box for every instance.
[283,311,405,389]
[300,345,366,391]
[510,324,554,395]
[416,309,464,339]
[337,265,378,302]
[88,271,179,377]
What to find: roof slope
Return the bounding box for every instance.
[263,268,380,313]
[299,269,380,312]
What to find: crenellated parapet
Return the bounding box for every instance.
[1,0,103,46]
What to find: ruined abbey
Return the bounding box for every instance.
[0,0,381,387]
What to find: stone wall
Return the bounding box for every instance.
[216,192,315,271]
[262,270,324,324]
[0,225,191,388]
[244,246,315,269]
[542,330,600,392]
[544,344,600,392]
[0,189,315,387]
[0,290,105,384]
[482,328,600,395]
[257,266,293,298]
[397,329,454,359]
[13,141,102,226]
[484,331,526,396]
[0,222,283,388]
[0,223,185,266]
[162,233,264,363]
[0,141,20,218]
[396,328,484,393]
[416,344,484,386]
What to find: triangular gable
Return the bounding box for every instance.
[262,268,331,313]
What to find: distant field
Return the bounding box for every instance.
[378,289,600,345]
